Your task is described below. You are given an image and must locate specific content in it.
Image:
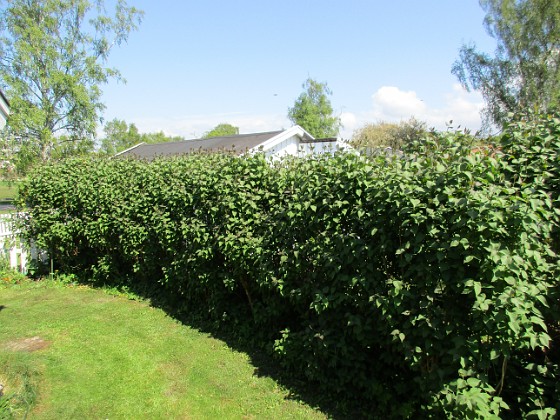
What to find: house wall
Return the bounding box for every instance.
[262,135,300,158]
[298,140,352,155]
[260,136,354,159]
[299,141,335,155]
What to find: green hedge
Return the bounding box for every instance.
[17,115,559,418]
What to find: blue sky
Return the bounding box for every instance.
[101,1,497,139]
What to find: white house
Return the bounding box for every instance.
[0,90,9,130]
[116,125,352,160]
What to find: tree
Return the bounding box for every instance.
[202,123,239,139]
[140,131,184,144]
[99,118,141,155]
[0,0,143,163]
[98,118,185,155]
[288,78,341,138]
[350,118,428,150]
[452,0,560,129]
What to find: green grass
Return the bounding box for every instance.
[0,181,19,201]
[0,279,326,419]
[0,181,19,213]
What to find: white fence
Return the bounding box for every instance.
[0,213,34,273]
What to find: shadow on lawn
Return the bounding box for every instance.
[115,284,369,419]
[26,262,372,418]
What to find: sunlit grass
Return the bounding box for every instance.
[0,279,326,419]
[0,181,19,201]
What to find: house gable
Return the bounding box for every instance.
[248,125,314,158]
[250,126,352,157]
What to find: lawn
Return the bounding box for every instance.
[0,181,19,201]
[0,181,19,214]
[0,279,326,419]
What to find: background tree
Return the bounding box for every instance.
[350,118,428,150]
[0,0,143,164]
[99,118,141,155]
[452,0,560,129]
[98,118,185,155]
[202,123,239,139]
[140,131,184,144]
[0,129,25,176]
[288,78,341,138]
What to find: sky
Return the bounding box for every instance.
[100,1,498,140]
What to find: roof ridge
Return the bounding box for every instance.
[136,130,286,148]
[186,129,284,142]
[116,129,289,159]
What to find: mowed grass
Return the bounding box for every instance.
[0,181,19,201]
[0,280,326,419]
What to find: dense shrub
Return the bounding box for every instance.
[17,115,560,418]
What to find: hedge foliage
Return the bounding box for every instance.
[17,114,560,418]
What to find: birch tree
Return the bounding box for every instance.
[453,0,560,128]
[0,0,143,163]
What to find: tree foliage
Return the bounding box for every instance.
[99,118,141,155]
[288,78,341,138]
[201,123,239,139]
[0,0,143,162]
[98,118,185,155]
[140,131,184,144]
[452,0,560,129]
[350,117,428,150]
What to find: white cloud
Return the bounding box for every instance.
[368,84,484,133]
[339,112,358,138]
[441,84,485,129]
[340,111,357,128]
[372,86,427,119]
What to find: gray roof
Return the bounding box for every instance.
[117,130,284,160]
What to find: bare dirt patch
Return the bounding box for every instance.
[4,336,51,352]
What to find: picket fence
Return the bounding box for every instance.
[0,213,37,273]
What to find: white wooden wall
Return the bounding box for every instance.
[263,135,300,159]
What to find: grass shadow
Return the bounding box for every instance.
[28,265,372,418]
[109,282,370,419]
